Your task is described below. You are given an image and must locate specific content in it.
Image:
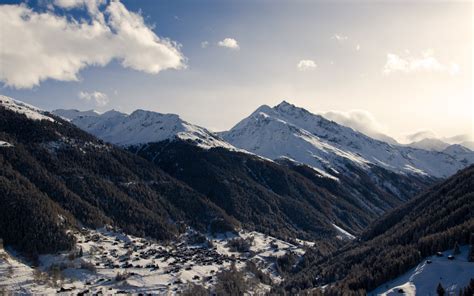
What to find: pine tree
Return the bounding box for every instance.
[454,242,461,255]
[437,282,445,296]
[469,234,474,262]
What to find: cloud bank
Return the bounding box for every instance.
[404,130,473,144]
[383,50,459,75]
[322,109,397,144]
[217,38,240,50]
[0,0,185,89]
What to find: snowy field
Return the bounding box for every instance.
[369,246,474,295]
[0,228,308,295]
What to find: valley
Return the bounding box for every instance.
[0,95,472,295]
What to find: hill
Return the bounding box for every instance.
[281,164,474,295]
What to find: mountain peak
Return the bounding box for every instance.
[222,100,474,178]
[52,107,233,149]
[275,100,294,108]
[273,100,313,119]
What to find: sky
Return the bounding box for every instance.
[0,0,472,144]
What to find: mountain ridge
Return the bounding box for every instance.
[221,101,474,178]
[52,105,234,150]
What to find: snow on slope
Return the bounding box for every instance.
[53,109,235,150]
[332,224,356,240]
[369,246,474,295]
[0,95,54,122]
[0,141,13,148]
[221,101,474,178]
[53,109,101,121]
[443,144,474,165]
[406,138,451,152]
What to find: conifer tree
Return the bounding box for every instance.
[437,282,445,296]
[454,242,461,255]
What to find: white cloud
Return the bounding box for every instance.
[332,34,348,42]
[445,134,474,144]
[322,110,397,144]
[217,38,240,50]
[78,91,109,106]
[383,50,459,75]
[403,130,473,145]
[0,0,185,89]
[297,59,317,71]
[404,130,438,143]
[201,41,209,48]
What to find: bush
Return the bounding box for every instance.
[215,263,248,296]
[181,283,208,296]
[115,271,130,282]
[33,268,49,285]
[187,232,207,245]
[48,264,64,287]
[246,261,272,285]
[276,252,299,274]
[226,237,254,253]
[210,219,236,235]
[80,261,96,273]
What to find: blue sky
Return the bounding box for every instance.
[0,0,472,142]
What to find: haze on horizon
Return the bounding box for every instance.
[0,0,472,144]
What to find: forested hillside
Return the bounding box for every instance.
[281,165,474,295]
[130,140,431,241]
[0,107,237,257]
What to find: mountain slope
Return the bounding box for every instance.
[52,108,101,121]
[221,101,473,178]
[130,140,375,240]
[281,164,474,295]
[4,95,390,254]
[0,96,237,256]
[407,137,451,151]
[56,101,434,218]
[53,108,233,149]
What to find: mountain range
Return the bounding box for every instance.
[54,100,474,180]
[49,98,474,219]
[1,94,472,295]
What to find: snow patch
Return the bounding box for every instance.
[369,246,474,295]
[0,141,13,148]
[332,224,356,240]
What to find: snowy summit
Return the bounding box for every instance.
[53,108,234,150]
[221,101,474,178]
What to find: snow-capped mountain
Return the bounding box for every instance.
[442,144,474,165]
[52,108,234,149]
[0,95,55,122]
[221,101,474,178]
[406,137,451,151]
[403,132,474,152]
[52,108,101,121]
